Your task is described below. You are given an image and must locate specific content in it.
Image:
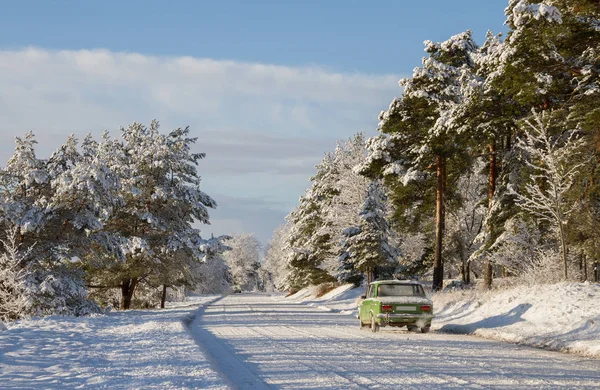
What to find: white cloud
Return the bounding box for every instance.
[0,47,401,243]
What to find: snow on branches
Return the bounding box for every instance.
[509,110,587,279]
[0,122,217,316]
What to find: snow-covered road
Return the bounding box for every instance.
[192,293,600,389]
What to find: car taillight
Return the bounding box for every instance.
[420,305,432,312]
[382,305,393,311]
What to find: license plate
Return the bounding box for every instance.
[395,306,416,311]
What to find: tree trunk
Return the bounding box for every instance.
[460,258,466,284]
[582,252,588,282]
[484,142,497,290]
[161,285,168,309]
[458,240,469,285]
[433,155,446,292]
[594,262,599,282]
[465,261,471,284]
[558,217,568,280]
[366,268,374,284]
[120,277,138,310]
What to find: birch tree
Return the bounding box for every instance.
[0,226,29,322]
[510,111,586,279]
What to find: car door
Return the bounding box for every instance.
[369,284,378,317]
[360,285,372,321]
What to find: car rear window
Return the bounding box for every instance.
[377,284,425,297]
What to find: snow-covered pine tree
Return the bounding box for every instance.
[320,134,370,277]
[338,181,398,285]
[0,133,101,317]
[0,132,50,240]
[278,134,372,288]
[359,31,479,290]
[455,30,522,289]
[90,122,216,309]
[336,226,363,285]
[468,1,600,286]
[501,0,599,120]
[283,152,339,289]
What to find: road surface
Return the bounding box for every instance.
[189,293,600,390]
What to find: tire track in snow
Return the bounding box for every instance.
[276,324,477,389]
[251,325,377,389]
[206,296,374,389]
[183,296,274,390]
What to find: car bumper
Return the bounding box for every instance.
[376,313,434,320]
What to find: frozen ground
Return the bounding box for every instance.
[0,296,226,389]
[191,292,600,389]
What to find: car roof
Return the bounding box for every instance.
[369,280,422,286]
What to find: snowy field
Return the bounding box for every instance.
[0,296,226,389]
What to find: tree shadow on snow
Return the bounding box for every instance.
[439,303,532,333]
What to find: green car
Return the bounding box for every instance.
[358,280,434,333]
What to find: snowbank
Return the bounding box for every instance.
[433,282,600,357]
[286,284,363,315]
[286,286,315,301]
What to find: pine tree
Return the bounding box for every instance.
[283,152,339,289]
[90,122,216,309]
[359,31,478,290]
[458,30,521,289]
[0,133,101,317]
[320,134,370,276]
[473,0,600,287]
[338,182,398,284]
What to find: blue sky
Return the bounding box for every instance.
[1,1,507,72]
[0,1,509,244]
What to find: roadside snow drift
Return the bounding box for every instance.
[433,282,600,357]
[290,282,600,358]
[0,296,226,389]
[287,284,361,315]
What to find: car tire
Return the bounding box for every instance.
[370,315,379,333]
[420,326,431,334]
[407,325,418,332]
